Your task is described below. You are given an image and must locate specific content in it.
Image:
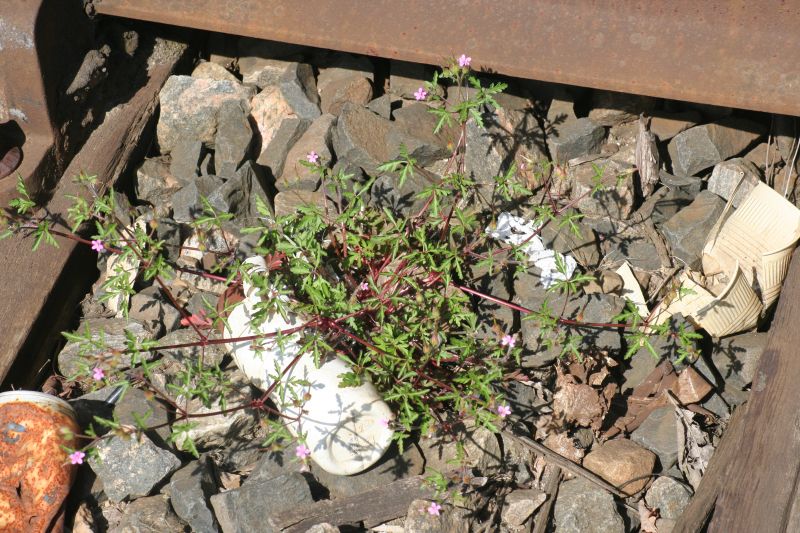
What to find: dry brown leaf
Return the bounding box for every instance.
[672,397,715,490]
[636,114,660,197]
[218,471,242,491]
[588,366,609,387]
[674,367,713,404]
[553,382,606,428]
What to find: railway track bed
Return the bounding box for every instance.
[1,4,799,531]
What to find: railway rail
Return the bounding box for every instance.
[1,2,799,530]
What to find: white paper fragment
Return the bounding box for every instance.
[615,261,649,318]
[486,212,577,288]
[105,217,147,317]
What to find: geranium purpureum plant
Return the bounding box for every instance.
[0,55,700,478]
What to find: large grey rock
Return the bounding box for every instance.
[602,234,663,271]
[517,276,576,367]
[333,103,393,175]
[130,285,182,338]
[313,444,424,499]
[419,426,503,475]
[403,499,471,533]
[539,215,601,268]
[207,161,270,223]
[667,117,765,176]
[467,262,514,342]
[390,102,454,167]
[650,110,701,141]
[113,386,172,445]
[256,117,311,179]
[711,331,767,389]
[465,92,546,187]
[89,433,181,503]
[58,318,152,378]
[502,489,547,527]
[317,54,374,115]
[465,115,506,186]
[569,158,636,219]
[166,460,219,533]
[631,406,680,469]
[660,190,726,269]
[108,495,186,533]
[278,113,336,191]
[207,175,246,215]
[169,370,260,452]
[171,175,224,223]
[707,157,762,208]
[250,85,299,155]
[547,117,605,164]
[279,62,321,120]
[583,439,656,496]
[645,476,693,520]
[239,57,290,89]
[156,328,228,376]
[157,75,254,153]
[744,141,784,175]
[651,172,703,226]
[370,172,428,217]
[554,477,624,533]
[588,90,657,127]
[517,278,623,365]
[546,92,578,127]
[215,99,254,177]
[368,94,394,119]
[192,60,239,83]
[136,157,182,203]
[274,189,326,218]
[210,473,313,533]
[169,139,205,184]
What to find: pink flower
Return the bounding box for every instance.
[359,281,369,292]
[427,501,442,516]
[69,450,85,465]
[295,444,311,459]
[458,54,472,68]
[306,151,320,164]
[91,367,105,381]
[378,417,390,429]
[90,239,105,253]
[497,404,511,418]
[501,334,516,348]
[414,87,428,101]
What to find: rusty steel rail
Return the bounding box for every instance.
[91,0,800,117]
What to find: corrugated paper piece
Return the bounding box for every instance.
[652,183,800,337]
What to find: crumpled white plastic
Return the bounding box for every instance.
[486,212,577,288]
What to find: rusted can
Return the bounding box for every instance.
[0,391,80,532]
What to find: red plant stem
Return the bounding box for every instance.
[324,319,454,393]
[452,283,630,329]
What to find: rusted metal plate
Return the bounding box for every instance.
[0,396,79,532]
[93,0,800,116]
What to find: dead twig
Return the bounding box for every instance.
[532,465,561,533]
[501,429,637,511]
